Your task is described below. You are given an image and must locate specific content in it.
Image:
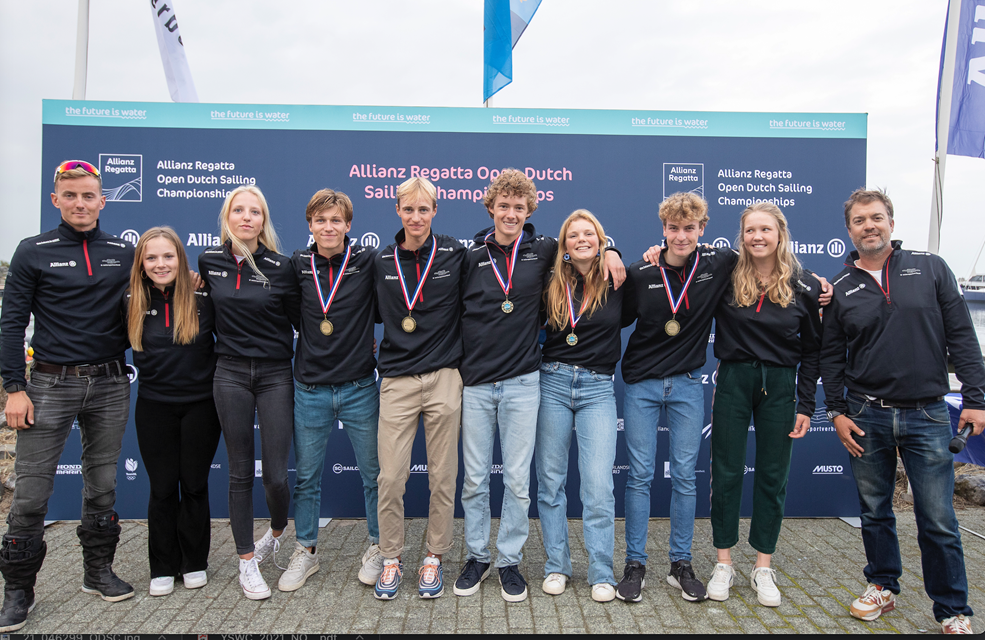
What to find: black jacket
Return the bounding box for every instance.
[820,241,985,412]
[460,224,557,386]
[2,221,133,390]
[292,240,377,385]
[621,246,738,384]
[714,272,823,415]
[125,284,217,403]
[541,273,624,376]
[375,231,465,378]
[198,240,300,361]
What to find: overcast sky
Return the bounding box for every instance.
[1,1,983,277]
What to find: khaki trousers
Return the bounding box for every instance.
[377,367,463,558]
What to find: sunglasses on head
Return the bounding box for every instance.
[54,160,100,181]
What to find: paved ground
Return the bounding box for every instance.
[5,511,984,634]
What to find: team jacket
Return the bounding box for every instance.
[198,240,300,361]
[820,241,985,412]
[375,231,465,378]
[714,272,823,415]
[541,273,625,376]
[292,240,377,385]
[460,224,557,386]
[1,221,133,390]
[621,246,738,385]
[124,284,217,403]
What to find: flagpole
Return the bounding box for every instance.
[929,0,964,254]
[72,0,89,100]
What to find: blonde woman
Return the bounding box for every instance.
[535,210,624,603]
[198,186,300,599]
[125,227,220,597]
[706,202,822,607]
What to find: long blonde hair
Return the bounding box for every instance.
[218,185,281,285]
[731,202,801,308]
[127,226,200,350]
[545,210,609,330]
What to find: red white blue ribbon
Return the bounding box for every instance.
[565,281,591,330]
[659,250,700,314]
[484,230,524,297]
[393,236,437,313]
[310,245,351,316]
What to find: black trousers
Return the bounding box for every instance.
[134,395,222,577]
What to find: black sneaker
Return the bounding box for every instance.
[498,565,528,602]
[616,560,646,602]
[453,558,491,597]
[667,560,708,602]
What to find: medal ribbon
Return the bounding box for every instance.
[658,250,700,315]
[565,281,591,331]
[310,245,352,316]
[484,230,524,298]
[394,236,437,313]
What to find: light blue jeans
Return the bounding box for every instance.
[536,362,617,586]
[461,369,540,568]
[292,375,380,549]
[623,368,705,565]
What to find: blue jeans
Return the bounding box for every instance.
[846,393,972,622]
[292,375,381,549]
[623,368,705,564]
[461,369,540,568]
[8,367,130,537]
[535,362,617,586]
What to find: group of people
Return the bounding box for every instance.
[0,158,982,634]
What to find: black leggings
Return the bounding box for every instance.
[213,356,294,555]
[134,395,222,577]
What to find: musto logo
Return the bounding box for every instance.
[813,465,844,475]
[663,163,704,199]
[125,457,138,481]
[99,154,142,202]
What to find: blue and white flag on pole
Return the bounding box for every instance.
[484,0,542,103]
[150,0,198,103]
[938,0,985,158]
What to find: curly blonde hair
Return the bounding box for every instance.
[483,168,538,215]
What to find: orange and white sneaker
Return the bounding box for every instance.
[850,584,895,621]
[940,615,973,634]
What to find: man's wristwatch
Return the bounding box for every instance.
[826,410,843,422]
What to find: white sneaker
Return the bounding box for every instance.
[239,557,271,600]
[149,576,174,596]
[707,563,734,602]
[750,566,781,607]
[358,543,384,586]
[253,528,282,568]
[591,583,616,602]
[941,614,973,634]
[542,573,567,595]
[182,570,208,590]
[278,542,319,592]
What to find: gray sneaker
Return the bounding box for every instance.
[278,542,319,592]
[358,544,384,586]
[254,528,283,569]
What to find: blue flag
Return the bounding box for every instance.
[938,0,985,158]
[484,0,543,103]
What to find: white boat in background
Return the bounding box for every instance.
[960,237,985,302]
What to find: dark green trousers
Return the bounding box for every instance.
[710,360,796,555]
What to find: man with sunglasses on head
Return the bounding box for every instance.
[1,160,137,631]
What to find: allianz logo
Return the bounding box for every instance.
[845,283,866,297]
[478,260,492,267]
[648,283,664,289]
[208,270,227,277]
[385,275,399,280]
[813,465,844,475]
[50,261,76,268]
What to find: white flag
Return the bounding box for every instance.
[150,0,198,102]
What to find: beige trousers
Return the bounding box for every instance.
[377,367,463,558]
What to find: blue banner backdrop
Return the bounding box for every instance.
[39,101,865,520]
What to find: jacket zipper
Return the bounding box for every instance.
[82,239,93,276]
[163,290,170,328]
[756,292,765,312]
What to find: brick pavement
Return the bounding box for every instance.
[5,510,984,634]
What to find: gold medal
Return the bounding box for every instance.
[665,319,681,337]
[502,299,514,313]
[319,319,334,336]
[401,316,417,333]
[566,333,578,346]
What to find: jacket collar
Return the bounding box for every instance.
[845,239,901,269]
[57,220,101,243]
